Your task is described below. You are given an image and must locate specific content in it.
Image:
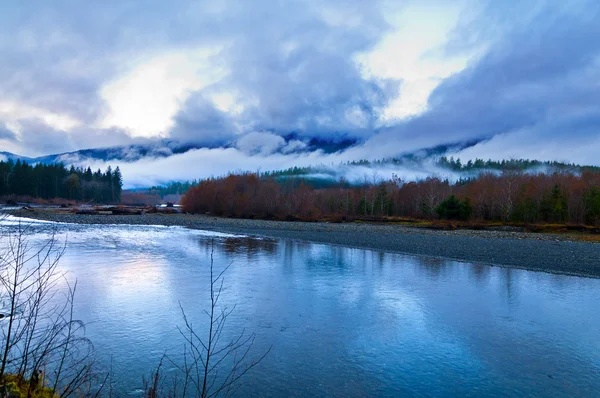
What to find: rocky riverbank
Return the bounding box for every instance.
[9,208,600,278]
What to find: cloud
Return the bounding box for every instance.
[78,144,460,189]
[2,0,600,178]
[362,0,600,160]
[452,107,600,165]
[1,0,411,152]
[164,0,402,145]
[0,117,133,157]
[169,93,238,146]
[236,132,286,155]
[0,122,16,141]
[99,47,226,137]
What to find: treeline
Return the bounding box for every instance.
[437,156,600,172]
[263,157,600,178]
[181,171,600,226]
[152,157,600,197]
[149,180,199,197]
[0,159,122,203]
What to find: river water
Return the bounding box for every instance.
[1,216,599,396]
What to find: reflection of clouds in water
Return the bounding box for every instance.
[100,257,177,341]
[373,288,425,326]
[338,279,364,307]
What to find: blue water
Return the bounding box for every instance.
[2,216,600,396]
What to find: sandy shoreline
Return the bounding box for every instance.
[10,209,600,278]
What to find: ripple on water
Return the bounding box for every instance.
[3,221,600,397]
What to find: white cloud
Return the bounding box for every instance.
[0,100,81,133]
[236,131,286,155]
[356,1,476,121]
[99,47,226,137]
[451,129,600,166]
[74,143,462,189]
[281,139,307,153]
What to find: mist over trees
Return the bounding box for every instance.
[266,157,600,178]
[181,170,600,226]
[0,160,122,203]
[147,157,600,201]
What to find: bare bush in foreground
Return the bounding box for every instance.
[146,243,270,398]
[0,217,99,397]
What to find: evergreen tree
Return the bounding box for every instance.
[436,195,473,221]
[112,167,123,202]
[0,160,123,204]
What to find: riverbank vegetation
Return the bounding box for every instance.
[181,170,600,228]
[0,160,122,204]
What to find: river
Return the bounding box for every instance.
[1,215,599,396]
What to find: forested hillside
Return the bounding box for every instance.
[0,159,122,203]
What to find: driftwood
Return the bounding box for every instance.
[75,209,98,215]
[106,206,142,215]
[72,205,182,215]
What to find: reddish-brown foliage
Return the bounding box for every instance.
[181,171,600,226]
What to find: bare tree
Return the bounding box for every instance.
[499,170,521,222]
[148,242,270,398]
[0,216,98,397]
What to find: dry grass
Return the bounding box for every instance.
[1,374,58,398]
[577,235,600,243]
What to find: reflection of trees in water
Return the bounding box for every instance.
[470,264,519,305]
[377,252,386,269]
[418,257,450,277]
[470,263,490,283]
[282,240,312,268]
[198,236,278,259]
[501,267,517,305]
[281,242,389,275]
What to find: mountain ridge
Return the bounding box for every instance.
[0,137,482,166]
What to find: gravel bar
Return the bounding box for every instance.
[13,210,600,278]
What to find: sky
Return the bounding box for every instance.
[1,0,599,185]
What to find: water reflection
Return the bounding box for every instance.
[415,256,450,278]
[197,236,278,259]
[3,219,599,396]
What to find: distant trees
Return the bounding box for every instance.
[0,160,122,203]
[181,170,600,226]
[437,156,600,173]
